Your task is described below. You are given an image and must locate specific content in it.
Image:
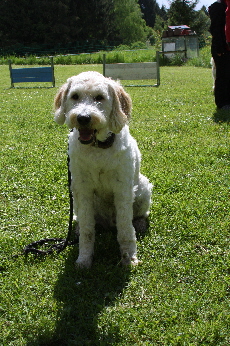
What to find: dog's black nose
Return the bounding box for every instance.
[77,114,91,126]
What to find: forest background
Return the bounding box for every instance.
[0,0,211,56]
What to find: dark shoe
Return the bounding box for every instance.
[221,105,230,110]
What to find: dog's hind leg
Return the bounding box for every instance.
[132,174,152,236]
[133,174,152,219]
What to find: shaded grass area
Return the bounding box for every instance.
[0,64,230,345]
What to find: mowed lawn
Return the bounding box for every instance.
[1,63,230,345]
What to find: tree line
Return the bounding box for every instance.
[0,0,210,51]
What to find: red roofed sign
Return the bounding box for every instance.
[162,25,196,38]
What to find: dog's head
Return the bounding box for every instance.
[54,71,132,143]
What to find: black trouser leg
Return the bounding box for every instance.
[213,52,230,108]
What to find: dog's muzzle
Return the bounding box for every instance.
[77,114,115,148]
[77,114,91,126]
[77,114,95,144]
[78,128,95,144]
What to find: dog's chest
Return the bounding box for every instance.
[69,129,136,193]
[71,147,120,189]
[86,157,117,186]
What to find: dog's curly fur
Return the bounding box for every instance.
[54,71,152,268]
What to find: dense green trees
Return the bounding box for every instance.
[0,0,80,46]
[0,0,151,47]
[167,0,210,37]
[0,0,210,51]
[168,0,198,27]
[113,0,150,44]
[138,0,158,28]
[138,0,167,28]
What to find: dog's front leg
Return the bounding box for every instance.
[114,191,138,266]
[73,189,95,268]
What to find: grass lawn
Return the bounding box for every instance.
[1,63,230,345]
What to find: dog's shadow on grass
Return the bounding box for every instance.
[34,228,134,345]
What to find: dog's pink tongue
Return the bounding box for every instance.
[78,129,94,143]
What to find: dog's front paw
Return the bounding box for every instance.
[121,252,139,266]
[75,256,92,269]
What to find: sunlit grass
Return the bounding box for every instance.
[1,64,229,345]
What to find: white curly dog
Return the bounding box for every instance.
[54,71,152,268]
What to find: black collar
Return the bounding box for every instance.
[94,132,115,149]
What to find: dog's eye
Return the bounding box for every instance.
[94,95,104,102]
[71,93,79,100]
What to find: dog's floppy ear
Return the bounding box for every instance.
[109,82,132,133]
[54,80,71,125]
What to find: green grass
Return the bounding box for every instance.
[0,48,157,65]
[0,48,159,66]
[1,64,230,345]
[0,45,212,68]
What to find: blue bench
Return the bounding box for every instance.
[9,57,55,87]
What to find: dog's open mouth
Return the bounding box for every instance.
[78,128,95,144]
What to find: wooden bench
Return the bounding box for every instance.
[9,57,55,87]
[103,52,160,87]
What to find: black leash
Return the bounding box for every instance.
[22,131,115,256]
[0,146,77,272]
[23,153,78,256]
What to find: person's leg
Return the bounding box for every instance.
[213,52,230,108]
